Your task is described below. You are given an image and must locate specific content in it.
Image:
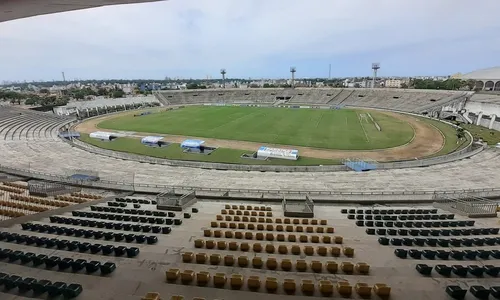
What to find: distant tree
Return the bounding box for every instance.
[456,127,466,140]
[353,83,361,88]
[39,88,49,94]
[400,82,409,89]
[97,88,107,96]
[111,89,125,98]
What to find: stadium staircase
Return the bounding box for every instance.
[153,91,170,106]
[330,89,355,106]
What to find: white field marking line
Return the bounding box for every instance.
[314,111,325,128]
[357,113,370,142]
[208,110,264,132]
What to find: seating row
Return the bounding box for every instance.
[210,221,334,233]
[415,263,499,277]
[0,208,25,218]
[379,236,500,247]
[0,200,48,212]
[166,269,390,296]
[44,218,172,234]
[394,248,500,260]
[342,208,438,215]
[107,201,128,207]
[203,229,342,244]
[10,194,70,208]
[0,247,116,275]
[116,197,153,204]
[446,285,500,299]
[224,204,271,211]
[90,206,175,217]
[54,195,88,204]
[19,224,159,244]
[193,239,354,257]
[0,232,140,257]
[64,212,183,225]
[0,272,82,298]
[71,192,101,200]
[218,214,326,226]
[349,213,454,221]
[2,181,28,190]
[0,185,24,194]
[182,252,369,274]
[360,220,480,228]
[369,227,499,237]
[221,210,273,217]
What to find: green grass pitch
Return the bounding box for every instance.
[98,106,414,150]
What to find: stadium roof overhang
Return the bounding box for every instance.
[0,0,164,23]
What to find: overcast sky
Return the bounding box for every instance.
[1,0,500,81]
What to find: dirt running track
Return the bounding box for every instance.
[75,109,444,161]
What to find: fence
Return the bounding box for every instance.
[434,194,498,217]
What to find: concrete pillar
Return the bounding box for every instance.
[489,114,496,129]
[476,112,483,125]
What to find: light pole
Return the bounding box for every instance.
[220,69,226,88]
[290,67,296,88]
[371,63,380,88]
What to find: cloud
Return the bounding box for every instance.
[1,0,500,81]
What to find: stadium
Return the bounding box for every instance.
[1,2,500,300]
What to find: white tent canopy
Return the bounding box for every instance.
[257,146,299,160]
[89,131,117,140]
[141,136,164,144]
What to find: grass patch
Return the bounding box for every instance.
[421,118,471,158]
[98,106,414,150]
[79,133,340,166]
[460,123,500,145]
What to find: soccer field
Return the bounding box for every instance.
[98,106,414,150]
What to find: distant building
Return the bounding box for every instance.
[461,67,500,91]
[385,79,403,88]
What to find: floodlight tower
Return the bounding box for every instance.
[220,68,226,88]
[371,63,380,88]
[290,67,296,88]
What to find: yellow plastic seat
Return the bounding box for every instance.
[251,211,258,216]
[225,215,232,221]
[259,212,265,217]
[211,221,218,228]
[242,216,249,222]
[317,246,327,256]
[265,233,274,241]
[247,223,255,230]
[238,256,249,267]
[228,209,235,215]
[203,229,212,237]
[228,241,238,251]
[374,283,391,296]
[293,218,300,225]
[288,234,297,242]
[213,230,222,238]
[247,276,261,291]
[195,253,207,264]
[230,274,244,290]
[265,277,278,293]
[166,268,180,282]
[341,261,354,274]
[319,280,333,296]
[221,209,228,215]
[182,252,194,263]
[278,245,288,254]
[299,235,308,243]
[302,219,309,225]
[217,241,227,250]
[216,215,223,221]
[337,281,352,297]
[171,295,184,300]
[331,246,341,257]
[224,204,231,209]
[356,282,372,297]
[180,270,195,284]
[266,258,278,270]
[356,262,370,274]
[311,260,322,273]
[196,271,210,286]
[244,211,250,216]
[250,216,257,222]
[258,217,265,223]
[224,255,235,266]
[277,234,285,241]
[266,206,272,211]
[286,226,294,233]
[316,227,324,233]
[322,235,331,243]
[256,232,264,240]
[245,232,253,240]
[320,219,327,225]
[205,240,215,249]
[229,222,237,229]
[210,253,221,265]
[238,223,246,229]
[252,256,263,268]
[142,292,160,300]
[311,219,318,225]
[266,212,272,217]
[301,279,315,296]
[246,205,252,210]
[234,215,241,221]
[194,239,205,248]
[281,259,292,271]
[253,243,263,252]
[296,260,307,272]
[240,242,250,252]
[311,235,320,243]
[220,222,227,228]
[304,246,314,256]
[326,227,334,233]
[306,226,314,233]
[266,224,274,231]
[291,245,301,255]
[239,205,245,210]
[213,273,226,288]
[343,247,354,257]
[334,236,343,244]
[236,210,242,215]
[326,261,338,273]
[234,231,243,239]
[296,226,304,232]
[283,279,296,295]
[276,225,284,231]
[275,218,282,224]
[225,231,233,239]
[260,206,266,211]
[265,244,275,254]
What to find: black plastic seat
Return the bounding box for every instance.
[62,283,83,298]
[416,263,432,275]
[378,237,389,245]
[152,226,161,233]
[125,234,136,242]
[382,215,391,221]
[477,250,491,259]
[491,286,500,298]
[449,221,458,227]
[466,220,475,226]
[415,215,423,220]
[422,250,436,259]
[67,241,79,251]
[142,225,152,232]
[105,223,114,229]
[15,234,26,244]
[45,238,57,248]
[473,238,484,246]
[20,252,35,264]
[94,231,104,239]
[83,230,94,238]
[485,238,497,246]
[398,229,408,236]
[365,221,374,227]
[45,256,61,269]
[457,221,466,227]
[78,242,91,252]
[485,265,499,277]
[394,248,407,258]
[162,227,172,234]
[422,215,431,220]
[399,215,408,221]
[32,279,51,294]
[409,229,419,236]
[102,245,115,255]
[437,239,449,247]
[468,265,484,277]
[96,222,105,228]
[58,257,74,270]
[375,221,383,227]
[450,238,462,247]
[100,262,117,275]
[446,285,467,300]
[394,221,404,228]
[132,224,142,232]
[4,275,22,290]
[48,281,67,297]
[355,220,364,226]
[492,250,500,259]
[490,227,499,234]
[440,229,450,236]
[470,285,490,300]
[365,215,373,220]
[385,221,394,227]
[430,230,440,237]
[165,218,173,225]
[464,250,478,260]
[408,215,415,220]
[441,221,449,227]
[419,230,429,236]
[423,221,432,228]
[135,235,146,243]
[9,250,23,262]
[425,238,437,247]
[414,238,425,246]
[0,249,12,259]
[409,249,421,259]
[451,251,464,260]
[147,236,158,244]
[387,229,397,236]
[25,236,35,245]
[86,260,101,273]
[413,221,423,228]
[436,250,450,260]
[126,247,140,258]
[404,221,413,228]
[452,265,468,277]
[90,244,102,254]
[114,246,127,256]
[103,232,114,241]
[401,238,413,246]
[148,217,156,224]
[174,219,183,225]
[435,264,451,276]
[70,259,86,272]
